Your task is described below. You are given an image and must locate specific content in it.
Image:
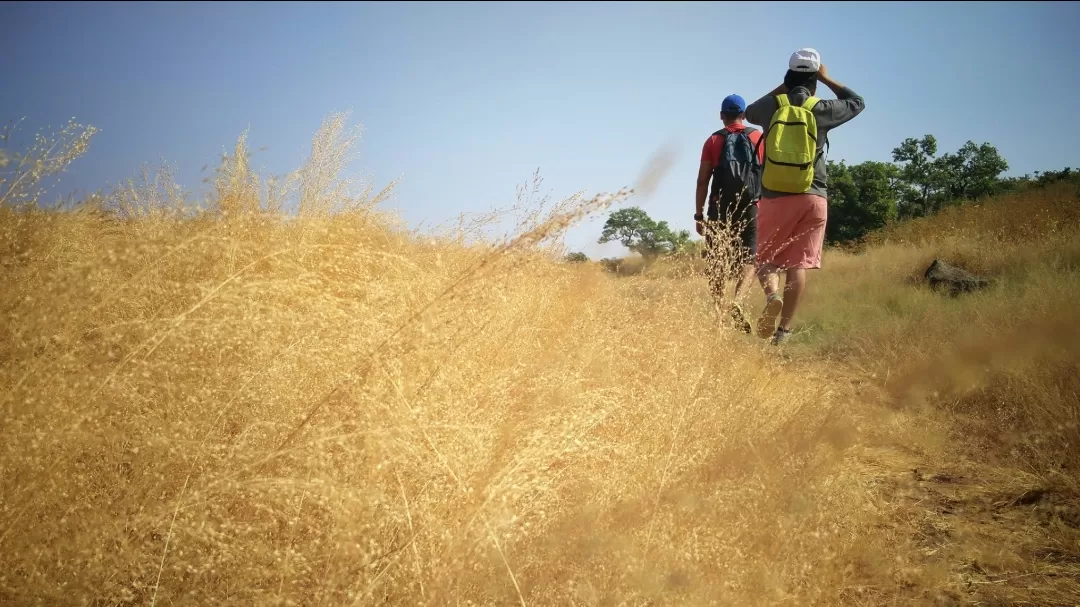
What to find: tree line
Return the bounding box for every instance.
[565,134,1077,264]
[802,133,1073,245]
[826,134,1005,243]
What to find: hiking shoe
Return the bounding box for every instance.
[756,295,783,339]
[772,327,793,346]
[730,303,753,334]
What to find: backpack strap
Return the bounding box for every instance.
[801,98,829,158]
[748,127,765,161]
[764,96,790,150]
[796,96,828,160]
[711,128,731,163]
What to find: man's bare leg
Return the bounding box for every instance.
[733,263,758,303]
[755,262,784,338]
[758,263,781,300]
[722,263,757,334]
[778,268,806,331]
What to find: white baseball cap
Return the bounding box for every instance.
[788,48,821,73]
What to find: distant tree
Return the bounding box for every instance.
[669,227,694,255]
[999,167,1080,194]
[934,141,1009,202]
[891,134,944,218]
[825,160,900,244]
[677,238,705,259]
[597,206,686,261]
[599,257,622,273]
[891,135,1010,218]
[1034,167,1079,188]
[564,251,589,263]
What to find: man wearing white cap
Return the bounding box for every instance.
[745,47,865,345]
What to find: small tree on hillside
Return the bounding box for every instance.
[891,134,944,218]
[892,135,1009,217]
[934,141,1009,202]
[597,206,687,261]
[564,251,589,263]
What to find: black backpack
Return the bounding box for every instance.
[708,127,763,221]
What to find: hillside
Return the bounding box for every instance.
[777,180,1080,604]
[1,118,1078,605]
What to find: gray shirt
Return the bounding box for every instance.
[745,84,865,199]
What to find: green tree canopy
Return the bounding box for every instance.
[890,134,1009,219]
[597,207,689,261]
[891,134,942,218]
[825,160,900,244]
[935,141,1009,202]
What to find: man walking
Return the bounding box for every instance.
[695,93,766,333]
[745,49,865,345]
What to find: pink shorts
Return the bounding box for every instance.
[756,194,827,270]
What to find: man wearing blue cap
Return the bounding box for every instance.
[695,93,766,333]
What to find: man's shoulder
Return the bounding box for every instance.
[745,95,780,126]
[710,126,760,138]
[736,125,762,139]
[704,130,727,145]
[701,132,724,161]
[748,93,780,107]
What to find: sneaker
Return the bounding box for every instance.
[756,295,783,339]
[772,327,793,346]
[729,303,753,334]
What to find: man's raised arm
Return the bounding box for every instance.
[745,85,785,127]
[814,64,865,129]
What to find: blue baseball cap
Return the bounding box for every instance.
[721,94,746,114]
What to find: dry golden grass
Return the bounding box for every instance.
[2,115,1078,606]
[793,182,1080,605]
[0,116,899,606]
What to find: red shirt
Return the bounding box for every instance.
[700,122,764,168]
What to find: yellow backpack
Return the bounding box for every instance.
[761,94,821,194]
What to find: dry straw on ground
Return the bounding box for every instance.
[2,114,1078,606]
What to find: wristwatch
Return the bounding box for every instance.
[694,213,704,222]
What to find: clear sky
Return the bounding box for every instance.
[3,1,1078,258]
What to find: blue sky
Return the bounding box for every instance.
[2,1,1078,258]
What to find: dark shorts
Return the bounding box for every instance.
[702,202,757,267]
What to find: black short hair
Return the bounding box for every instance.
[783,69,818,92]
[720,110,744,121]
